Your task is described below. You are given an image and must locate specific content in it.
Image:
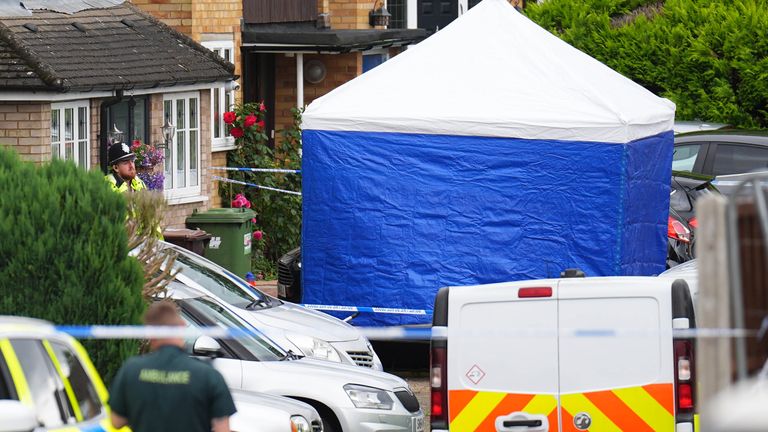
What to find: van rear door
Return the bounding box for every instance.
[557,278,676,432]
[447,280,560,432]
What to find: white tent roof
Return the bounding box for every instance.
[303,0,675,144]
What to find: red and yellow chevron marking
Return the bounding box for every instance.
[449,390,558,431]
[448,384,674,432]
[561,383,675,432]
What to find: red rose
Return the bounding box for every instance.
[257,120,265,129]
[259,103,266,112]
[223,111,237,124]
[243,114,257,128]
[230,127,244,138]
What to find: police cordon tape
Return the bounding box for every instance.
[300,304,429,316]
[50,325,758,342]
[211,167,301,174]
[212,175,302,196]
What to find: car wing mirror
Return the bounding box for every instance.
[0,400,38,432]
[193,335,222,357]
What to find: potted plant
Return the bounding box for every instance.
[130,139,165,191]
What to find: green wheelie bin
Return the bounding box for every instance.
[186,208,256,279]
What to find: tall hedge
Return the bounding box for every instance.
[525,0,768,129]
[0,148,144,382]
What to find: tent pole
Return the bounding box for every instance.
[296,53,304,108]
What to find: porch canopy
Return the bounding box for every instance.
[301,0,676,326]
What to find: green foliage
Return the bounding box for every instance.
[525,0,768,128]
[221,104,303,267]
[0,148,145,382]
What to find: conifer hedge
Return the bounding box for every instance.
[0,148,144,382]
[525,0,768,128]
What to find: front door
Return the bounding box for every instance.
[418,0,459,32]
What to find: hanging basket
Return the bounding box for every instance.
[136,164,164,191]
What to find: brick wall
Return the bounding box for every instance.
[130,0,193,34]
[327,0,371,29]
[275,52,361,137]
[191,0,243,97]
[211,150,227,208]
[0,102,52,164]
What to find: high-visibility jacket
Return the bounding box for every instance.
[104,173,163,239]
[105,173,147,194]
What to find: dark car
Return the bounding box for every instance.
[674,130,768,177]
[277,247,302,303]
[666,171,719,268]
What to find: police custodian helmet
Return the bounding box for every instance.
[108,142,136,166]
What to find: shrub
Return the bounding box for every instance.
[0,148,145,382]
[220,105,303,270]
[525,0,768,128]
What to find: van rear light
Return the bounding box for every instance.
[430,344,448,428]
[674,339,696,417]
[678,358,691,381]
[668,216,691,243]
[518,287,552,298]
[677,383,694,410]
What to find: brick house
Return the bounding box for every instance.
[239,0,426,144]
[0,0,236,228]
[129,0,245,208]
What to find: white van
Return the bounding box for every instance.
[430,276,697,432]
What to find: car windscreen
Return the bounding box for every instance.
[184,297,284,361]
[172,251,268,309]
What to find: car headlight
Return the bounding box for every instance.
[290,415,311,432]
[344,384,394,410]
[286,333,342,363]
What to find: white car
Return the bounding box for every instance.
[164,282,424,432]
[0,316,321,432]
[159,241,383,370]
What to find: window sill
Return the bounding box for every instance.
[212,144,237,152]
[165,195,210,206]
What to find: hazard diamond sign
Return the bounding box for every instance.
[466,365,486,384]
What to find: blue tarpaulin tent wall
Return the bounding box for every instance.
[300,0,676,326]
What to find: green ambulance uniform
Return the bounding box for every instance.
[109,345,236,432]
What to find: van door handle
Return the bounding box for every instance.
[503,420,542,428]
[495,412,549,432]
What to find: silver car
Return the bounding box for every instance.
[231,390,323,432]
[161,241,383,370]
[165,283,425,432]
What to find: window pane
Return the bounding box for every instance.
[189,98,198,129]
[176,100,185,130]
[190,130,198,186]
[64,108,73,141]
[77,107,87,139]
[224,48,231,62]
[225,91,232,113]
[65,141,74,161]
[78,141,88,167]
[50,342,103,421]
[10,339,68,427]
[51,109,60,143]
[177,130,186,188]
[134,97,147,142]
[164,100,173,189]
[213,88,220,138]
[672,144,700,172]
[712,144,768,176]
[52,143,60,159]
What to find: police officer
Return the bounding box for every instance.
[105,142,147,193]
[109,301,236,432]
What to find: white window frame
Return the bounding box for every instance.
[202,40,236,152]
[50,100,90,168]
[163,92,202,200]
